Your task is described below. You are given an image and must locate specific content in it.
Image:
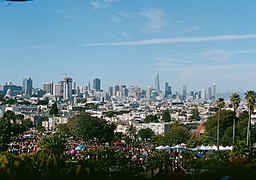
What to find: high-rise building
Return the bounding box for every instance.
[198,89,202,99]
[164,82,172,98]
[63,77,72,101]
[190,91,195,99]
[202,88,207,100]
[182,85,187,100]
[108,86,113,97]
[93,78,101,91]
[113,85,120,96]
[207,87,212,100]
[211,83,216,99]
[22,78,33,95]
[43,82,53,94]
[154,73,160,92]
[212,83,216,99]
[88,81,91,92]
[120,85,127,97]
[53,84,61,96]
[146,86,152,100]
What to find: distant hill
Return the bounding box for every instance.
[216,92,245,100]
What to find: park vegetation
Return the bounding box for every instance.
[1,92,256,179]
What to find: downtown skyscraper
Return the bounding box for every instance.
[22,78,33,95]
[154,73,160,92]
[63,77,72,101]
[93,78,101,92]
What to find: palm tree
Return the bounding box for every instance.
[245,90,256,148]
[145,151,169,178]
[126,124,137,140]
[216,97,225,150]
[230,93,241,144]
[38,134,66,178]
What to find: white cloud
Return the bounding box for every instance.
[200,49,231,61]
[184,26,200,32]
[120,33,132,40]
[53,8,80,20]
[63,14,79,20]
[91,1,100,9]
[103,0,119,4]
[111,15,120,24]
[20,44,64,49]
[140,8,167,32]
[85,34,256,46]
[91,0,119,9]
[175,20,185,24]
[231,48,256,54]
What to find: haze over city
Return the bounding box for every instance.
[1,0,256,93]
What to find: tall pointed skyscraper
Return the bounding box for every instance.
[154,73,160,92]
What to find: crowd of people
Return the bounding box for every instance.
[7,130,43,154]
[6,129,192,175]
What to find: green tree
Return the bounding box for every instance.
[15,153,40,179]
[162,109,171,122]
[165,123,189,145]
[0,118,12,150]
[56,123,72,136]
[187,135,200,148]
[4,98,17,105]
[49,102,59,116]
[145,150,169,177]
[84,103,98,110]
[204,110,236,146]
[37,98,49,105]
[144,114,159,123]
[245,90,256,148]
[36,125,46,132]
[230,140,251,161]
[126,124,137,140]
[21,119,33,130]
[38,134,66,160]
[38,134,66,178]
[138,128,154,142]
[68,113,116,143]
[216,97,225,149]
[151,134,165,146]
[0,94,4,101]
[230,93,241,144]
[3,110,16,123]
[11,123,26,136]
[189,108,201,121]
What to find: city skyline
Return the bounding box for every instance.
[0,74,217,94]
[1,1,256,93]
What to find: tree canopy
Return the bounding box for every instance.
[164,122,189,145]
[162,109,171,122]
[144,114,159,123]
[61,113,116,143]
[189,108,200,121]
[137,128,154,141]
[49,102,59,116]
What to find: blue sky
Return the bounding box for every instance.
[1,0,256,93]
